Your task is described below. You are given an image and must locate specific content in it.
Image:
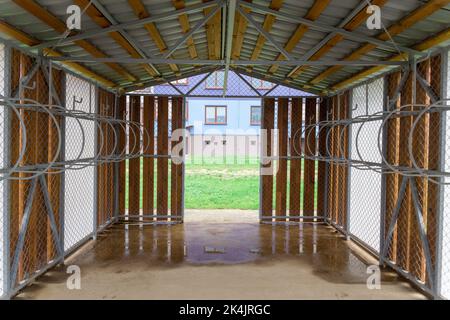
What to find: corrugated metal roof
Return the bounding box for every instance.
[0,0,448,94]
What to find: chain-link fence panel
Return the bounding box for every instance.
[0,42,6,298]
[349,78,383,253]
[63,74,96,251]
[440,49,450,299]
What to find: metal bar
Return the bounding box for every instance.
[223,0,236,96]
[379,75,389,262]
[345,90,352,239]
[32,0,222,50]
[167,81,184,96]
[2,43,11,299]
[380,175,408,261]
[410,177,436,292]
[263,84,279,96]
[234,71,261,96]
[237,6,293,61]
[416,73,439,104]
[47,56,408,67]
[260,216,326,220]
[92,84,99,240]
[12,61,40,98]
[164,2,224,59]
[435,48,448,298]
[89,0,160,76]
[186,70,217,95]
[389,68,410,111]
[57,65,66,259]
[237,0,421,56]
[10,177,38,289]
[39,176,63,259]
[300,1,369,63]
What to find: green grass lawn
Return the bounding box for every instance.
[124,156,317,210]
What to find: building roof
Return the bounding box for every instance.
[0,0,448,95]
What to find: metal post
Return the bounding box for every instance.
[181,95,187,222]
[57,63,66,260]
[345,90,352,239]
[435,48,448,299]
[2,43,11,299]
[379,74,389,261]
[92,84,99,240]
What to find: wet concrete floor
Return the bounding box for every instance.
[17,210,426,299]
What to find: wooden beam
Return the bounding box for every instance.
[128,0,180,73]
[12,0,136,82]
[74,0,157,78]
[248,0,283,64]
[203,0,222,60]
[311,0,449,85]
[261,98,274,217]
[288,0,388,79]
[267,0,329,75]
[275,98,288,220]
[332,28,450,91]
[0,20,115,87]
[172,0,198,59]
[232,0,252,60]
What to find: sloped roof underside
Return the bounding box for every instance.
[0,0,448,96]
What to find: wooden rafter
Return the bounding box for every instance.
[332,28,450,91]
[287,0,388,79]
[311,0,450,85]
[128,0,180,73]
[267,0,329,75]
[74,0,157,78]
[172,0,198,59]
[248,0,283,64]
[12,0,136,82]
[231,0,252,60]
[0,20,115,87]
[203,0,221,60]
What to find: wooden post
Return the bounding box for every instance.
[143,96,155,216]
[157,96,169,220]
[275,98,288,221]
[289,98,302,218]
[261,98,274,218]
[303,98,317,216]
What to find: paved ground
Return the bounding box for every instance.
[16,210,426,300]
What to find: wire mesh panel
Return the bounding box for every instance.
[349,78,383,252]
[441,49,450,299]
[7,49,63,292]
[0,42,6,297]
[63,74,96,251]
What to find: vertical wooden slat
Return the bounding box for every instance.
[143,96,155,216]
[9,48,21,282]
[289,98,302,217]
[385,71,401,262]
[128,95,141,216]
[339,92,349,228]
[157,96,169,220]
[275,98,288,221]
[171,97,183,217]
[316,98,328,215]
[427,54,441,278]
[47,68,63,261]
[410,59,430,281]
[397,73,414,271]
[303,98,317,216]
[261,98,274,218]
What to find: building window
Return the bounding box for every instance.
[250,106,261,125]
[205,71,224,89]
[205,106,227,125]
[250,78,274,90]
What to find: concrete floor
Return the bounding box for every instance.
[16,210,426,300]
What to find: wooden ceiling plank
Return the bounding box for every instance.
[0,20,116,87]
[12,0,136,82]
[74,0,157,78]
[267,0,330,75]
[311,0,450,85]
[249,0,283,63]
[288,0,388,79]
[128,0,179,73]
[332,28,450,91]
[172,0,198,59]
[232,0,252,60]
